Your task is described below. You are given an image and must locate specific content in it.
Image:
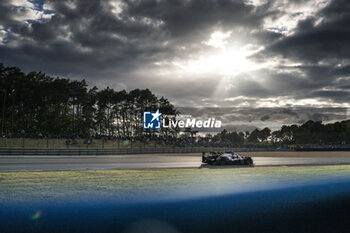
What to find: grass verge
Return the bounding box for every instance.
[1,165,350,202]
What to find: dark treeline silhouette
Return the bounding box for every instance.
[210,120,350,148]
[1,63,350,148]
[0,63,177,138]
[272,120,350,146]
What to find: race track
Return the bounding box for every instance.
[2,154,350,172]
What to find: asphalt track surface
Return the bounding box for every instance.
[2,155,350,172]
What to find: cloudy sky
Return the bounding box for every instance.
[0,0,349,130]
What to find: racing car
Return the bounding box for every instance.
[202,151,253,165]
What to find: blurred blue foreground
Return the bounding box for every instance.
[1,179,350,233]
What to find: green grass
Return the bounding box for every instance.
[1,165,350,202]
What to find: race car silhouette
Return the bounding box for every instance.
[202,152,253,165]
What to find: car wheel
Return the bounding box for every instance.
[247,158,253,165]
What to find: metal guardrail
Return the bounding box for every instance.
[0,147,276,155]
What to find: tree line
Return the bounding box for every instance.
[1,63,350,147]
[211,120,350,147]
[0,63,177,137]
[272,120,350,145]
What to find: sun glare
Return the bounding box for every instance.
[173,31,262,76]
[190,49,255,75]
[174,47,260,76]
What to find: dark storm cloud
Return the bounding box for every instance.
[246,0,350,106]
[260,115,270,121]
[0,0,269,77]
[124,0,266,40]
[0,1,25,25]
[255,0,350,63]
[308,90,350,102]
[0,0,159,77]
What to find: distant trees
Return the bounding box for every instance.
[272,120,350,145]
[2,63,350,147]
[0,63,176,137]
[212,120,350,147]
[247,127,271,143]
[211,127,271,147]
[213,129,244,147]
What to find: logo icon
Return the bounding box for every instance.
[143,110,161,129]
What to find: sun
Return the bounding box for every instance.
[173,31,261,76]
[185,49,255,75]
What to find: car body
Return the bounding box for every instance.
[202,152,253,165]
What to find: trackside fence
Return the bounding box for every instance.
[0,147,276,156]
